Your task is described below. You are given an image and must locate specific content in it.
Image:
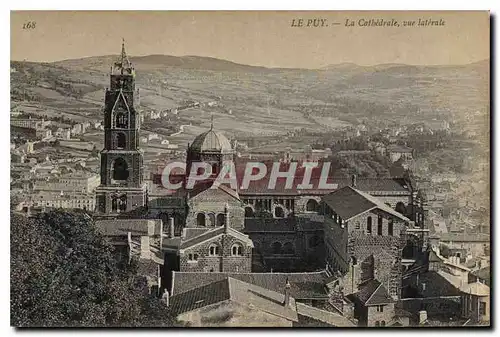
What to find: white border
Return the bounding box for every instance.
[2,1,497,336]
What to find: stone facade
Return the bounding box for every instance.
[186,188,244,231]
[324,208,407,299]
[95,42,146,215]
[179,232,252,273]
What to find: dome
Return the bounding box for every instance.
[190,129,232,153]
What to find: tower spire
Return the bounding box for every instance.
[210,114,214,130]
[114,38,132,75]
[121,38,126,65]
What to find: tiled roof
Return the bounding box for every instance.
[227,277,298,322]
[472,267,490,286]
[188,181,240,201]
[170,277,299,322]
[439,233,490,243]
[296,302,356,327]
[179,226,253,250]
[418,271,462,297]
[354,279,394,306]
[322,186,410,222]
[459,281,490,297]
[95,219,162,236]
[170,279,230,315]
[183,227,211,240]
[172,271,329,299]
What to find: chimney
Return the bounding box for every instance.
[351,174,357,188]
[169,217,175,238]
[418,310,427,325]
[284,278,291,307]
[161,290,170,307]
[224,203,230,233]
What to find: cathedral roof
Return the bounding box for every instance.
[190,129,232,153]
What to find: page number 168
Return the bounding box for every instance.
[23,21,36,29]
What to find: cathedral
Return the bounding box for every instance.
[95,42,429,326]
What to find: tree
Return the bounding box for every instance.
[11,210,177,327]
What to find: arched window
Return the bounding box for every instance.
[216,213,225,226]
[112,158,129,181]
[388,220,394,236]
[209,244,220,256]
[395,202,406,215]
[378,216,383,235]
[271,242,282,255]
[211,163,218,175]
[115,132,126,149]
[118,195,127,212]
[309,235,322,248]
[111,196,118,212]
[381,321,386,327]
[367,216,372,234]
[274,206,284,218]
[196,213,206,227]
[283,242,295,255]
[231,243,243,256]
[208,213,215,226]
[115,112,128,128]
[306,199,319,212]
[244,206,254,217]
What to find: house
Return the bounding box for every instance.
[460,281,490,323]
[438,233,490,258]
[386,144,414,163]
[348,279,395,327]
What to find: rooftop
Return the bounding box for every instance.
[190,128,232,153]
[172,270,329,300]
[170,277,299,322]
[322,186,410,222]
[439,232,490,243]
[459,281,490,297]
[353,279,394,306]
[95,219,162,236]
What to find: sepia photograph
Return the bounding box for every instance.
[9,10,490,328]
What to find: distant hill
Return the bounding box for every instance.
[52,54,292,73]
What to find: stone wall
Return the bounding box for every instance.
[367,303,395,327]
[179,234,252,273]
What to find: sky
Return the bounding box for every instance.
[11,11,490,69]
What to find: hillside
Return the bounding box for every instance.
[10,55,489,144]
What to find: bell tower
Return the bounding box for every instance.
[95,39,147,215]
